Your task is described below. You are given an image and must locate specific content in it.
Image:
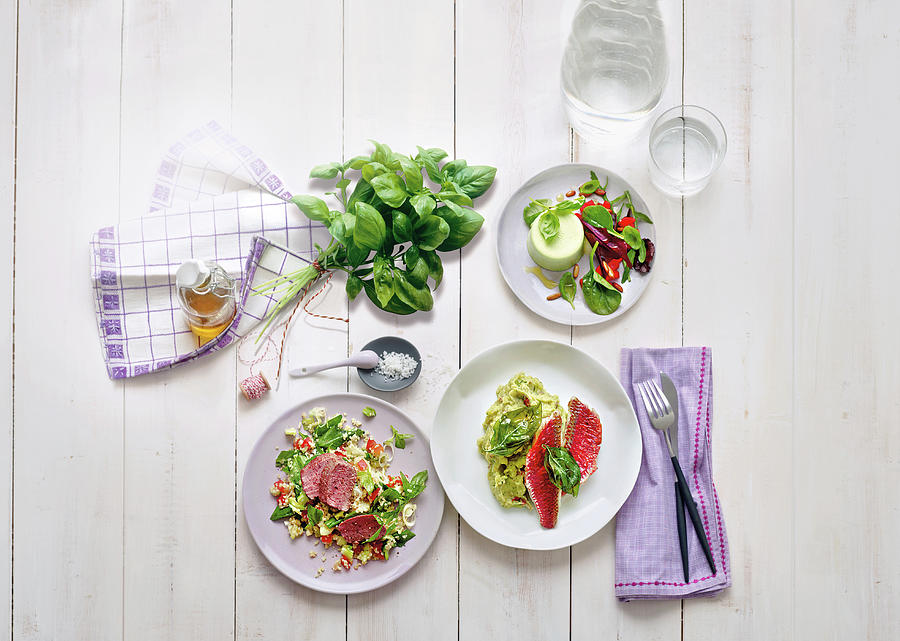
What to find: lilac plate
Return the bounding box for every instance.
[242,392,443,594]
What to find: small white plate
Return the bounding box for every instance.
[495,163,656,326]
[430,339,642,550]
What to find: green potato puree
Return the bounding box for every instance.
[477,373,562,509]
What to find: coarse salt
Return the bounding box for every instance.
[374,350,418,381]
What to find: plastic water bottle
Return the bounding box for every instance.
[561,0,668,140]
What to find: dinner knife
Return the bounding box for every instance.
[661,372,689,582]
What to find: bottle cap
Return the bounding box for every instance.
[176,259,211,290]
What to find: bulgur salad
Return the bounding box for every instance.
[269,407,426,574]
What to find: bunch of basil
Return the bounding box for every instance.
[260,141,496,321]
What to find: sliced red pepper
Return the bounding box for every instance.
[356,459,368,471]
[578,200,596,214]
[321,534,333,545]
[616,216,636,232]
[602,201,612,210]
[368,487,381,502]
[340,556,351,570]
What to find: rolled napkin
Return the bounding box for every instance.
[615,347,731,600]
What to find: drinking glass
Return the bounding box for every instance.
[648,105,727,196]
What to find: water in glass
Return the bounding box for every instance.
[561,0,668,140]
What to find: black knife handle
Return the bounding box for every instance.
[675,481,689,582]
[671,455,717,575]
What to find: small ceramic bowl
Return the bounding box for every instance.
[357,336,422,392]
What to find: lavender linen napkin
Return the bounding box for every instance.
[615,347,731,600]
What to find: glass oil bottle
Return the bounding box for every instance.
[175,259,237,342]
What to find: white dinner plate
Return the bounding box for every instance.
[495,163,656,326]
[430,339,642,550]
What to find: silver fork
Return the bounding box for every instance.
[637,378,717,576]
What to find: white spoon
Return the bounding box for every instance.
[288,350,380,378]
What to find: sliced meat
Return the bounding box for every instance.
[300,453,338,500]
[564,397,603,481]
[320,459,357,512]
[524,413,562,529]
[337,514,384,544]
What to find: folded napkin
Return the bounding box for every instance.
[90,121,324,379]
[615,347,731,600]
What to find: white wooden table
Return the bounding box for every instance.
[5,1,899,639]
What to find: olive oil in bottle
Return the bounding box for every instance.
[175,259,237,342]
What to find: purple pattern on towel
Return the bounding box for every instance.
[616,347,731,600]
[89,121,325,379]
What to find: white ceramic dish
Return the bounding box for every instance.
[495,163,656,326]
[430,339,642,550]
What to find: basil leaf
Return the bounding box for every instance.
[544,446,581,496]
[346,274,363,300]
[370,140,396,168]
[622,225,643,251]
[370,172,408,208]
[397,155,424,192]
[328,217,348,246]
[309,162,341,179]
[524,199,551,226]
[437,189,473,207]
[393,270,434,312]
[538,212,560,241]
[389,425,414,449]
[555,199,581,213]
[354,202,387,250]
[315,426,344,451]
[484,403,542,457]
[307,506,323,526]
[434,202,484,251]
[346,242,370,268]
[403,245,420,268]
[345,155,370,170]
[559,272,577,309]
[409,193,436,218]
[421,250,443,288]
[347,178,375,210]
[290,195,330,223]
[581,205,615,231]
[361,161,388,183]
[392,210,412,243]
[441,158,467,179]
[406,258,429,288]
[372,256,395,308]
[403,470,427,501]
[415,146,448,181]
[270,506,295,521]
[621,261,631,283]
[633,210,653,224]
[638,239,647,263]
[453,165,497,198]
[361,279,416,315]
[413,214,450,252]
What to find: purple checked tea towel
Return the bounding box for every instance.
[90,121,326,379]
[615,347,731,600]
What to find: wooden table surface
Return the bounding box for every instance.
[4,1,899,639]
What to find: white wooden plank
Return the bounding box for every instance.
[792,0,900,638]
[0,0,15,637]
[456,1,572,638]
[679,0,795,638]
[13,2,124,639]
[231,1,348,638]
[117,2,236,639]
[341,2,459,638]
[569,0,685,636]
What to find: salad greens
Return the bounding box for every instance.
[362,406,376,418]
[269,409,427,566]
[256,142,496,330]
[523,170,655,316]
